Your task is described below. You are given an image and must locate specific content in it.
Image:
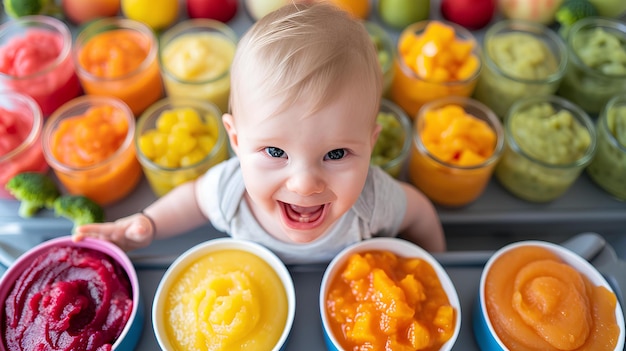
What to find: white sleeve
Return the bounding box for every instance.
[368,167,407,237]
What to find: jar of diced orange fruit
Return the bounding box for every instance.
[409,97,504,207]
[136,98,229,197]
[390,20,481,119]
[42,96,141,205]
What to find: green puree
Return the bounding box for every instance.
[496,103,592,202]
[558,26,626,114]
[372,111,406,178]
[512,103,591,164]
[587,105,626,200]
[473,32,560,118]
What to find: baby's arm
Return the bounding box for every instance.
[396,182,446,252]
[74,180,209,251]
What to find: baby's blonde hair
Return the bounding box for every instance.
[229,2,383,119]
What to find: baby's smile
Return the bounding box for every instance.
[280,201,328,229]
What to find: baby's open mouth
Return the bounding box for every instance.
[281,202,325,224]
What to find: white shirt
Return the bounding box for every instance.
[196,158,406,264]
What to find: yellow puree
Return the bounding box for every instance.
[165,250,288,351]
[161,32,235,113]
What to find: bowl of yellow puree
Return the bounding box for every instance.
[152,238,295,351]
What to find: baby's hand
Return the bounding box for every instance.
[73,213,155,252]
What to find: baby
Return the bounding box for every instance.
[74,2,446,264]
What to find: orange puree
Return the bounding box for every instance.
[77,29,163,115]
[50,105,142,205]
[326,251,456,351]
[485,246,620,351]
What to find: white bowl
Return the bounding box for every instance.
[152,238,296,351]
[319,237,461,351]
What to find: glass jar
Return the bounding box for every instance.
[43,96,142,205]
[371,99,411,178]
[136,97,229,197]
[495,95,597,202]
[409,96,504,207]
[364,21,395,97]
[159,19,237,114]
[0,92,47,199]
[74,18,163,116]
[473,20,567,119]
[587,94,626,200]
[390,20,481,119]
[0,15,82,116]
[557,17,626,115]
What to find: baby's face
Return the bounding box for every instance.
[224,88,379,244]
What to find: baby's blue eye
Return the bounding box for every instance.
[265,147,285,158]
[325,149,345,160]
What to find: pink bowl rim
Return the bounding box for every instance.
[0,236,140,351]
[477,240,626,350]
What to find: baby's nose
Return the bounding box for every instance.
[285,168,325,196]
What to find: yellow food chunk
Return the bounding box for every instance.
[139,107,219,168]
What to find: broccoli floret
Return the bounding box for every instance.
[556,0,598,38]
[3,0,60,18]
[54,195,105,230]
[5,172,61,218]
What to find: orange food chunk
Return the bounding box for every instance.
[51,105,128,167]
[399,21,478,83]
[420,104,495,166]
[78,30,149,78]
[326,251,456,351]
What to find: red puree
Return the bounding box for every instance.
[2,246,133,351]
[0,106,47,199]
[0,30,82,115]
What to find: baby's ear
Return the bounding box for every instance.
[222,113,239,155]
[371,122,382,151]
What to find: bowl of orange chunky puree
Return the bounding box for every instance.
[152,238,295,351]
[0,236,144,351]
[320,237,461,351]
[474,241,625,351]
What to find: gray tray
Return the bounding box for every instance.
[1,232,623,350]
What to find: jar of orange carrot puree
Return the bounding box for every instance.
[160,20,237,114]
[390,20,481,119]
[74,18,163,116]
[409,97,503,207]
[483,244,622,351]
[42,96,142,205]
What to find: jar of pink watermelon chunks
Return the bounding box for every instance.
[0,91,47,199]
[0,16,82,116]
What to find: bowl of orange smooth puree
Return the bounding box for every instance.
[320,237,461,351]
[152,238,295,351]
[474,241,625,351]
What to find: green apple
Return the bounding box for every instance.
[587,0,626,17]
[378,0,430,30]
[245,0,289,21]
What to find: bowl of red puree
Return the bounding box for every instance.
[0,236,144,351]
